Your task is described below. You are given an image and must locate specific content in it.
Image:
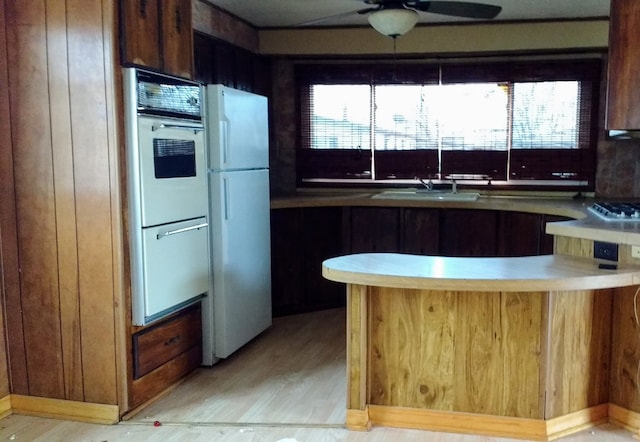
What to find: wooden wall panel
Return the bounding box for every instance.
[6,0,66,398]
[368,288,542,418]
[544,289,612,418]
[66,0,119,406]
[46,0,83,403]
[0,0,15,398]
[610,285,640,412]
[3,0,122,406]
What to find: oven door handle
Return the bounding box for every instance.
[152,123,205,133]
[157,222,208,239]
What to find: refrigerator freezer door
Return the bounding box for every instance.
[206,85,269,171]
[206,168,272,360]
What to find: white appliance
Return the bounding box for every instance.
[123,68,210,326]
[202,85,272,364]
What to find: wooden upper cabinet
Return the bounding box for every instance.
[121,0,161,69]
[160,0,193,79]
[606,0,640,130]
[120,0,193,79]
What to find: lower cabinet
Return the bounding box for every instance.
[402,208,440,255]
[130,304,202,407]
[440,209,498,257]
[270,206,570,316]
[348,207,401,253]
[270,207,345,316]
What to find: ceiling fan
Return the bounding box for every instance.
[307,1,502,38]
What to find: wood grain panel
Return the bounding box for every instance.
[545,289,612,418]
[369,288,455,410]
[368,288,542,418]
[606,0,640,130]
[554,236,593,258]
[4,0,122,407]
[350,207,400,253]
[0,0,15,398]
[498,292,544,418]
[121,0,161,69]
[610,285,640,412]
[454,291,503,415]
[46,0,83,403]
[131,345,202,407]
[67,0,119,405]
[160,0,193,79]
[6,0,66,398]
[401,208,440,255]
[133,306,201,379]
[346,284,368,412]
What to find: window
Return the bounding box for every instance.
[297,59,601,190]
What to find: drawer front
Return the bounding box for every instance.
[133,305,202,379]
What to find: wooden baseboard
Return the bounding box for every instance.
[0,395,11,419]
[346,408,371,431]
[364,404,608,441]
[10,394,119,424]
[609,403,640,434]
[545,404,609,440]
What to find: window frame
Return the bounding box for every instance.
[296,58,601,191]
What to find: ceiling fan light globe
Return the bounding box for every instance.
[368,8,419,37]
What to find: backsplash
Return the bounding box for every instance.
[596,138,640,198]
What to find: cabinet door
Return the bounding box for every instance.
[270,209,305,316]
[160,0,193,79]
[350,207,400,253]
[496,212,542,257]
[402,208,440,255]
[440,209,497,257]
[121,0,161,70]
[301,208,345,311]
[540,215,570,254]
[606,0,640,130]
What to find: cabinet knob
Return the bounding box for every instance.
[175,6,182,33]
[164,335,181,346]
[139,0,148,18]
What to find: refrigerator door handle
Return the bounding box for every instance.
[223,177,230,220]
[221,118,230,165]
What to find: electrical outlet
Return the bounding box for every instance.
[632,245,640,259]
[594,241,618,262]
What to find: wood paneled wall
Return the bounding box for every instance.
[0,0,125,407]
[0,0,14,399]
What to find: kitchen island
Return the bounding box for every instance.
[322,252,640,440]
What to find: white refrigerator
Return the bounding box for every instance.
[202,85,272,364]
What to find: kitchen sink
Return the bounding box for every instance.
[372,190,480,201]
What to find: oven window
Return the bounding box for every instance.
[153,139,196,178]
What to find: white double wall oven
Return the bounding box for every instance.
[123,68,209,326]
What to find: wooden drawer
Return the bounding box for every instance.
[133,305,202,379]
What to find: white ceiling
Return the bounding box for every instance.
[203,0,611,28]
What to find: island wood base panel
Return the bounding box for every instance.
[348,404,610,441]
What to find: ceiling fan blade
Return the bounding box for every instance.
[357,7,381,15]
[411,1,502,19]
[295,9,362,26]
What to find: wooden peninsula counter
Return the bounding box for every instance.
[322,253,640,441]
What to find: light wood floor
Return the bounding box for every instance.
[0,308,636,441]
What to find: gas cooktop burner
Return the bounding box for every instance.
[589,202,640,221]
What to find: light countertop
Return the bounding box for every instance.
[322,253,640,291]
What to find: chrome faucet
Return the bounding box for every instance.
[451,178,457,194]
[415,176,434,191]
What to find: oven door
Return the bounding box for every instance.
[136,116,207,227]
[132,217,209,326]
